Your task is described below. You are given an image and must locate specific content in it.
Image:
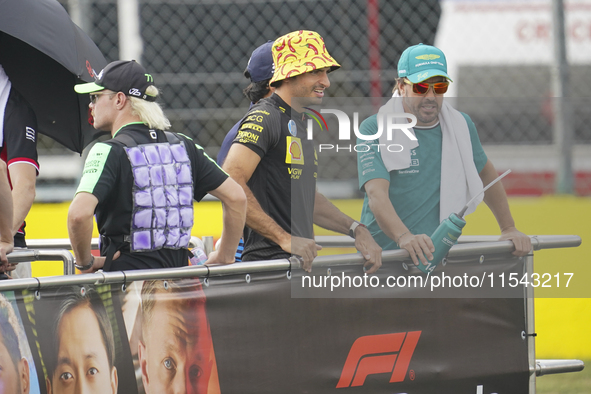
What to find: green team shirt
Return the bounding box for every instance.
[357,112,488,251]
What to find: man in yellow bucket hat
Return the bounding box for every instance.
[223,30,382,273]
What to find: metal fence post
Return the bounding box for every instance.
[552,0,574,194]
[202,236,214,256]
[525,254,536,393]
[117,0,143,61]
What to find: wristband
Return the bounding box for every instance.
[348,221,366,239]
[395,231,410,245]
[75,255,95,271]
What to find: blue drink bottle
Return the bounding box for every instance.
[415,170,512,274]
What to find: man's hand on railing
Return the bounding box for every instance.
[353,226,383,274]
[499,227,532,256]
[204,249,236,266]
[0,240,14,270]
[282,236,322,273]
[76,252,120,274]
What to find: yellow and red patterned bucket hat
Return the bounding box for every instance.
[269,30,341,84]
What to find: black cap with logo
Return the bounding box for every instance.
[74,60,156,102]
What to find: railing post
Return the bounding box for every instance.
[525,254,536,393]
[202,236,214,256]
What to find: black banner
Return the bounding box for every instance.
[0,258,529,393]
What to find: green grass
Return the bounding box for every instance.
[536,360,590,394]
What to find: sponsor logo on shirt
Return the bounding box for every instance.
[25,127,36,142]
[288,167,303,179]
[82,155,103,175]
[245,114,264,123]
[397,169,419,175]
[241,123,263,133]
[285,136,304,165]
[237,130,260,144]
[249,110,270,115]
[288,120,297,136]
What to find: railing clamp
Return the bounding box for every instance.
[34,277,41,300]
[121,271,127,292]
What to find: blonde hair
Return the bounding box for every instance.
[140,279,206,340]
[128,85,171,130]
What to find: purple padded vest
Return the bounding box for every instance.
[125,140,194,252]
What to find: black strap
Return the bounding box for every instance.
[113,133,137,147]
[164,131,181,144]
[100,235,129,272]
[114,129,181,147]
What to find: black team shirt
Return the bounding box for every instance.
[232,94,318,262]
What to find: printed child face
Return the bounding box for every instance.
[139,297,212,394]
[0,334,21,394]
[47,304,117,394]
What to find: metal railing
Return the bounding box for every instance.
[24,238,99,250]
[1,235,581,290]
[5,249,76,276]
[10,236,208,278]
[314,234,582,250]
[0,235,585,391]
[25,236,206,252]
[534,359,585,376]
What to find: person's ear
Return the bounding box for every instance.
[138,340,150,392]
[110,366,118,394]
[114,92,127,110]
[45,375,52,394]
[19,358,30,394]
[398,80,406,96]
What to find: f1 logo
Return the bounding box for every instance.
[336,331,421,388]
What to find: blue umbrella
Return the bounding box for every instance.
[0,0,108,153]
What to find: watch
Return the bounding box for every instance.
[348,221,366,239]
[74,255,95,271]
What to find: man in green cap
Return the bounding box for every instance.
[357,43,531,268]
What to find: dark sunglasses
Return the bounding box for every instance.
[90,92,116,103]
[404,79,449,95]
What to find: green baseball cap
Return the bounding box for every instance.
[397,43,452,83]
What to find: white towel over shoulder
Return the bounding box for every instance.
[0,65,12,147]
[377,92,483,221]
